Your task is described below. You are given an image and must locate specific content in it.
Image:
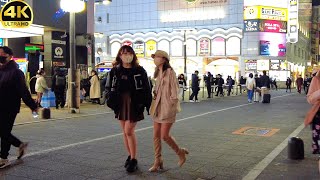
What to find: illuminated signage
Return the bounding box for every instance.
[0,38,3,46]
[260,20,287,33]
[245,60,257,70]
[244,20,259,32]
[158,0,228,11]
[160,8,225,22]
[244,6,288,21]
[198,38,210,56]
[257,60,270,71]
[133,41,144,58]
[146,40,157,57]
[288,0,298,43]
[260,40,286,57]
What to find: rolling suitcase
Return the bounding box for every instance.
[262,94,271,103]
[42,108,51,119]
[254,91,260,102]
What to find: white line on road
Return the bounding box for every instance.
[22,93,293,159]
[242,123,306,180]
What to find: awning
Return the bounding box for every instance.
[0,24,44,38]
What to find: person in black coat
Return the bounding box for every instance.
[0,46,38,168]
[52,68,66,109]
[215,74,225,96]
[204,72,213,98]
[286,77,292,93]
[260,70,271,88]
[189,70,200,102]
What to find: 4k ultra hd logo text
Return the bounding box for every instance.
[0,0,33,28]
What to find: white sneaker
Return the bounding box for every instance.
[0,159,10,169]
[195,100,200,103]
[189,100,195,103]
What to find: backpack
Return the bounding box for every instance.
[55,75,66,86]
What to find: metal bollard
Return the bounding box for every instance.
[288,137,304,160]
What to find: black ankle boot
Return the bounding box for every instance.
[124,155,131,168]
[126,158,138,173]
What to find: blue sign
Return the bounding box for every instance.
[0,38,3,46]
[244,20,260,32]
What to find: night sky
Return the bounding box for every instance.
[314,0,320,6]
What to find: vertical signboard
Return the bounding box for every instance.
[198,38,210,56]
[288,0,298,43]
[133,41,145,58]
[51,31,67,66]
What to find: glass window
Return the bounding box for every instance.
[186,39,197,56]
[111,42,121,57]
[158,40,170,55]
[226,37,241,55]
[211,37,226,56]
[171,39,183,57]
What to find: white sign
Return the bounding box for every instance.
[257,60,270,71]
[288,0,299,43]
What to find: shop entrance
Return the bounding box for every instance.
[206,59,239,80]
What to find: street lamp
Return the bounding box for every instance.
[60,0,85,113]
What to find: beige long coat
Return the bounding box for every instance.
[152,68,179,122]
[90,75,101,99]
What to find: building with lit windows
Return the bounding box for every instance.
[95,0,311,85]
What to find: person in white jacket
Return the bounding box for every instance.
[35,69,49,107]
[246,73,256,103]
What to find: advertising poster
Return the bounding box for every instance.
[259,32,286,57]
[245,60,257,71]
[146,40,157,57]
[133,41,145,58]
[13,58,27,75]
[244,20,259,32]
[198,38,210,56]
[270,60,280,70]
[259,20,287,33]
[211,38,225,56]
[244,6,288,21]
[257,60,270,71]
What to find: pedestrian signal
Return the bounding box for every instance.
[0,0,33,28]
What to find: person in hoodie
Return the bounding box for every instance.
[189,70,200,102]
[0,46,38,168]
[35,68,49,107]
[246,73,256,103]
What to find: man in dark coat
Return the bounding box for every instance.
[0,46,38,168]
[189,70,200,102]
[296,75,303,94]
[286,77,292,93]
[259,70,271,89]
[52,68,66,109]
[215,74,225,97]
[204,71,213,98]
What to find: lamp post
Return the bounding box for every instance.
[60,0,85,113]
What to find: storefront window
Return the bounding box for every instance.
[211,37,225,56]
[111,42,121,57]
[158,40,170,55]
[186,39,197,56]
[171,39,183,57]
[226,37,241,56]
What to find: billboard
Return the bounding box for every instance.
[158,0,228,11]
[244,20,259,32]
[244,20,287,33]
[244,6,288,21]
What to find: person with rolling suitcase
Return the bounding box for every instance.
[260,71,271,103]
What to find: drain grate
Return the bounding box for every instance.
[232,127,279,137]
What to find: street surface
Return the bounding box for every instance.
[0,90,318,180]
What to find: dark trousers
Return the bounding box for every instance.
[189,88,199,101]
[206,86,212,98]
[216,87,224,96]
[227,86,232,96]
[0,112,21,159]
[297,85,302,93]
[286,85,291,92]
[312,114,320,154]
[54,91,65,108]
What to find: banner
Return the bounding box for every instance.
[198,38,210,56]
[51,31,67,63]
[260,20,287,33]
[244,20,259,32]
[244,6,288,21]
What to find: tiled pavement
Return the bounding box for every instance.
[1,90,318,180]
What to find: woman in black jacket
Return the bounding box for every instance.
[105,45,152,173]
[0,46,38,168]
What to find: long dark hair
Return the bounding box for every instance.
[154,57,171,79]
[113,45,139,68]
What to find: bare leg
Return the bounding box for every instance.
[125,121,137,159]
[120,121,130,156]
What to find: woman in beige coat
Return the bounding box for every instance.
[149,50,189,172]
[90,70,101,104]
[35,69,49,106]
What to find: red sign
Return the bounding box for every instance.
[260,20,287,33]
[123,41,132,47]
[199,38,210,56]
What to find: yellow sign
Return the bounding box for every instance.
[146,40,157,57]
[0,0,33,28]
[244,6,288,21]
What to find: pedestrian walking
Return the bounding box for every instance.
[226,76,234,96]
[178,74,187,100]
[105,45,152,173]
[296,75,303,94]
[189,70,200,102]
[35,69,49,107]
[149,50,188,172]
[305,68,320,154]
[273,78,278,91]
[0,46,38,168]
[215,74,224,97]
[246,73,256,103]
[286,77,292,92]
[90,70,101,104]
[204,72,213,98]
[239,76,246,94]
[51,68,66,109]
